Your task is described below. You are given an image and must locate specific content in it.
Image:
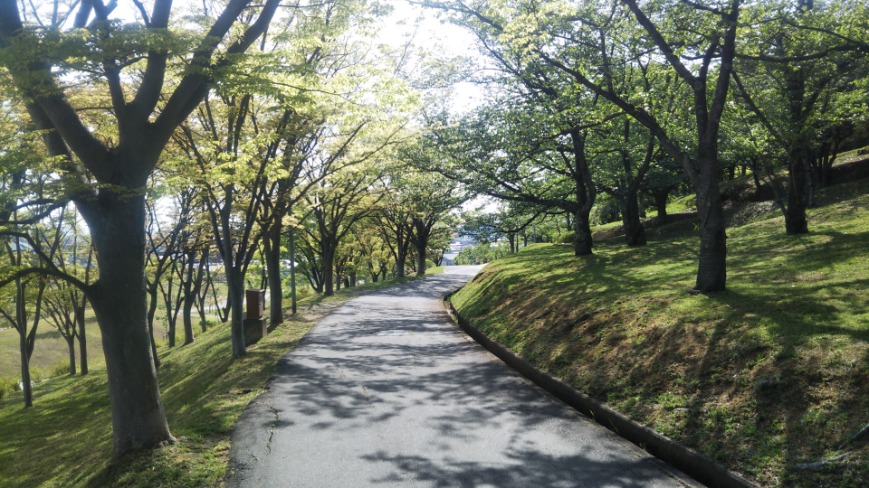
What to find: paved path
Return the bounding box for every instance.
[228,266,698,488]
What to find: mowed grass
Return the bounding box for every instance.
[0,319,105,382]
[0,270,441,487]
[450,179,869,487]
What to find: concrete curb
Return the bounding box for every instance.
[444,294,758,488]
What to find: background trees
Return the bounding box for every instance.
[733,0,868,234]
[422,0,865,292]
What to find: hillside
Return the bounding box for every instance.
[450,178,869,486]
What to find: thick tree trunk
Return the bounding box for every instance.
[264,224,283,326]
[785,152,809,235]
[395,252,406,279]
[86,194,173,456]
[574,208,593,256]
[322,244,336,296]
[570,129,595,256]
[621,191,647,246]
[693,154,727,293]
[415,238,428,277]
[653,189,670,224]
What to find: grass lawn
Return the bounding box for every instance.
[0,269,441,487]
[450,179,869,487]
[0,318,105,384]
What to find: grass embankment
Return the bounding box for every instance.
[0,270,441,487]
[450,180,869,486]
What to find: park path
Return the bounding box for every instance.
[227,266,698,488]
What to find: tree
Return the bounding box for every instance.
[41,208,95,376]
[461,202,547,253]
[432,0,740,291]
[375,185,415,279]
[300,163,384,295]
[177,92,281,357]
[422,97,602,257]
[0,0,280,456]
[392,168,463,276]
[733,0,868,234]
[593,116,658,246]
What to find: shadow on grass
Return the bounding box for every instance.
[452,212,869,484]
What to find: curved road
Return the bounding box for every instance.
[228,266,698,488]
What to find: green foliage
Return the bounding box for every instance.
[454,242,511,264]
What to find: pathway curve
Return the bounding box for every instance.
[227,266,698,488]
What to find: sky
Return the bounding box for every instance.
[377,0,485,111]
[95,0,484,111]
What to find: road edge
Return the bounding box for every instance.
[444,292,758,488]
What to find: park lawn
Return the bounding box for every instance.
[0,269,442,487]
[0,318,105,387]
[450,179,869,487]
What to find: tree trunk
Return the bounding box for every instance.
[785,151,810,235]
[145,286,161,368]
[322,244,336,296]
[67,335,77,376]
[86,194,173,456]
[264,223,284,326]
[181,249,202,345]
[653,189,670,224]
[415,238,428,277]
[162,275,178,347]
[693,153,727,293]
[182,292,195,346]
[570,129,595,256]
[574,208,593,256]
[395,253,406,279]
[289,228,297,315]
[19,327,32,407]
[226,265,246,357]
[621,191,647,246]
[76,304,88,375]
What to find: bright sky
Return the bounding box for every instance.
[379,0,484,111]
[98,0,483,111]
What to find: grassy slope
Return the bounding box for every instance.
[0,322,105,382]
[0,270,441,487]
[450,180,869,486]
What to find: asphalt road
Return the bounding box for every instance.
[227,266,698,488]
